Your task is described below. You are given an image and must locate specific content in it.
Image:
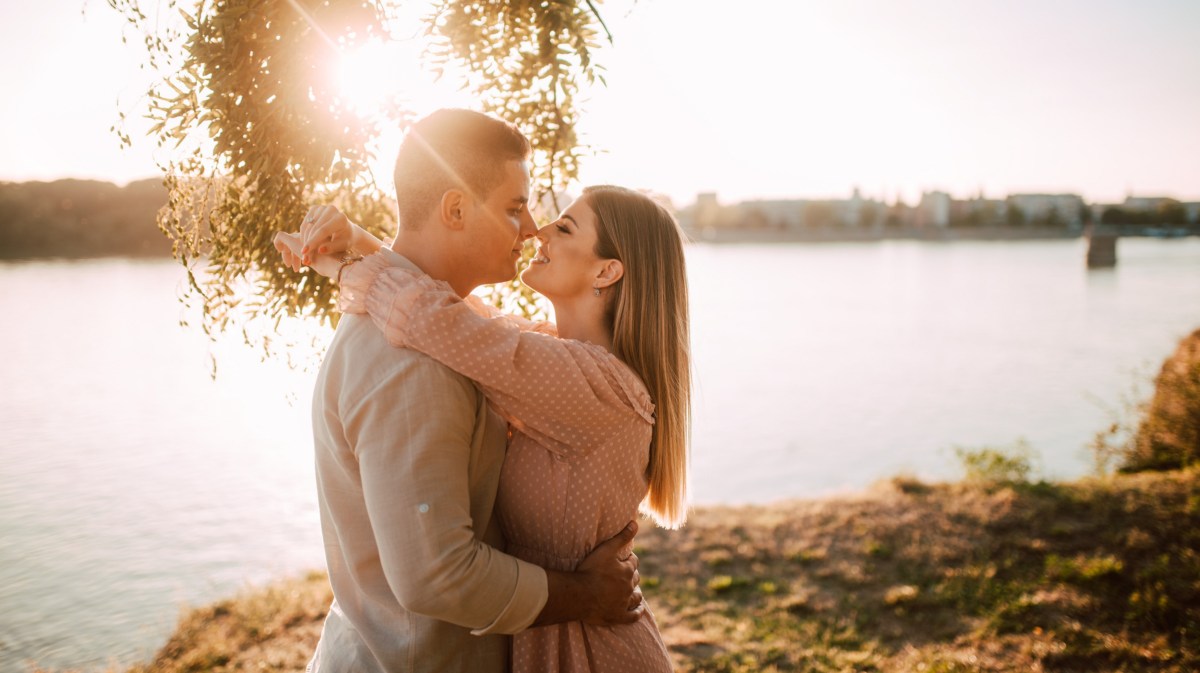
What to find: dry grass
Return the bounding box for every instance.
[1124,328,1200,472]
[637,468,1200,672]
[124,571,331,673]
[84,468,1199,673]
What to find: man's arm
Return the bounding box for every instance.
[348,355,547,633]
[535,521,645,627]
[347,354,642,633]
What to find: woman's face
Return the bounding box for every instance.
[521,197,608,301]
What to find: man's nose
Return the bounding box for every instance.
[519,209,538,240]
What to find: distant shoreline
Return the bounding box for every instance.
[683,225,1199,245]
[0,251,173,262]
[5,229,1197,262]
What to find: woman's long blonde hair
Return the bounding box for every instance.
[585,185,691,529]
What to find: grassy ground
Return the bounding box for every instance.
[102,467,1198,673]
[640,468,1198,672]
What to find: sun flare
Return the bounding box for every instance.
[338,39,404,114]
[337,38,472,117]
[336,37,476,194]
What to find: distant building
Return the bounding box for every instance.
[692,192,721,229]
[950,194,1007,226]
[1122,196,1176,212]
[735,199,807,229]
[1006,193,1085,226]
[678,189,1191,234]
[845,189,861,226]
[1094,196,1200,226]
[917,191,951,228]
[681,189,887,231]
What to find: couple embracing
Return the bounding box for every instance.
[275,108,691,672]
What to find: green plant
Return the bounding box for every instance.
[953,439,1037,484]
[863,539,892,559]
[707,575,751,594]
[1084,372,1150,477]
[1125,331,1200,472]
[108,0,610,363]
[1044,553,1125,583]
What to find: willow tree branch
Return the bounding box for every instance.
[585,0,612,44]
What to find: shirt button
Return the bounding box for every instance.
[418,503,430,513]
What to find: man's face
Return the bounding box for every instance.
[463,159,537,285]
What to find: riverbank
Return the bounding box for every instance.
[683,225,1200,244]
[685,224,1082,244]
[99,467,1197,673]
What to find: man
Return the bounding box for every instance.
[280,109,642,671]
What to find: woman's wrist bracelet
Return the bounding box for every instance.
[336,255,364,284]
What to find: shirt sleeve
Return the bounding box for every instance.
[342,354,548,634]
[339,257,654,459]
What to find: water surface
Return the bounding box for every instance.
[2,238,1199,671]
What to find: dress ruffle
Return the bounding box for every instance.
[601,353,656,425]
[336,252,393,314]
[367,268,455,348]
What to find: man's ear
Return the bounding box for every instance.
[439,189,468,230]
[595,258,624,289]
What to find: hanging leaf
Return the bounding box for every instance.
[110,0,611,363]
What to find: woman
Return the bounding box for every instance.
[280,185,689,673]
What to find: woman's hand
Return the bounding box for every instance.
[298,205,385,262]
[273,231,341,279]
[299,205,354,260]
[274,231,306,272]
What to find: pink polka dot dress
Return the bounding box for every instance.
[339,253,674,673]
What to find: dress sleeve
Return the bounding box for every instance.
[339,258,654,458]
[341,257,557,334]
[463,295,560,337]
[339,252,393,314]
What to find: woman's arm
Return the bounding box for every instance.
[338,256,653,457]
[275,205,386,274]
[462,295,559,337]
[299,205,384,260]
[274,232,342,278]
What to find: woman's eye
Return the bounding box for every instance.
[556,224,570,234]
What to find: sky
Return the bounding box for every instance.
[1,0,1198,207]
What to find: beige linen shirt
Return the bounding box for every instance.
[308,248,548,673]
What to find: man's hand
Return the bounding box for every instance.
[576,520,644,625]
[534,520,644,627]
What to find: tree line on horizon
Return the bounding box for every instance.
[0,178,170,259]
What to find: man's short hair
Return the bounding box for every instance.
[393,109,531,229]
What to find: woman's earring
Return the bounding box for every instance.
[593,287,601,297]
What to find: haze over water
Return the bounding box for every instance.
[3,238,1200,671]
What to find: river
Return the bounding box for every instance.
[2,238,1199,671]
